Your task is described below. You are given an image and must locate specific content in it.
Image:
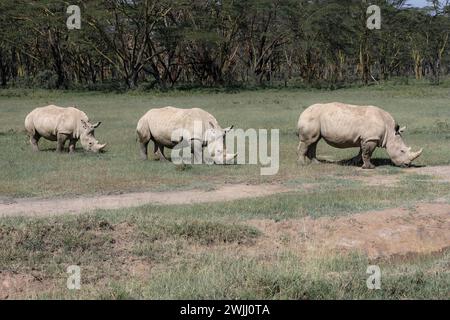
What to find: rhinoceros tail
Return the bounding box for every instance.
[136,117,151,143]
[24,113,35,136]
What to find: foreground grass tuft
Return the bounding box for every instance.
[140,251,450,299]
[136,219,260,245]
[1,209,448,299]
[0,216,114,275]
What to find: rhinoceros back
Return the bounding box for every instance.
[298,103,391,149]
[139,107,221,147]
[25,105,87,140]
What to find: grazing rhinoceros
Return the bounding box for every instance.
[136,107,237,164]
[25,105,106,153]
[297,102,423,169]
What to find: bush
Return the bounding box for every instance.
[33,70,60,89]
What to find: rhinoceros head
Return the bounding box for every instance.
[79,120,107,153]
[205,125,237,164]
[386,125,423,167]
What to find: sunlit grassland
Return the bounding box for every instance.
[1,84,450,198]
[1,84,449,299]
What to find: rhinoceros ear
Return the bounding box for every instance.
[395,125,406,135]
[93,122,102,129]
[223,126,234,135]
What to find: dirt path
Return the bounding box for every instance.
[0,184,291,217]
[409,165,450,181]
[248,202,450,259]
[347,165,450,186]
[1,165,449,218]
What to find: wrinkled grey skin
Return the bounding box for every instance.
[297,103,423,169]
[25,105,107,153]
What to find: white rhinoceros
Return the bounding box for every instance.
[136,107,237,164]
[25,105,106,153]
[297,102,423,169]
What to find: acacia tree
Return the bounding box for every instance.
[0,0,449,88]
[84,0,172,88]
[425,1,449,84]
[2,0,72,88]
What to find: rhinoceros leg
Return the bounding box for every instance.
[30,133,40,152]
[155,143,169,162]
[349,149,363,166]
[306,141,320,164]
[68,139,77,154]
[56,133,69,153]
[139,141,149,160]
[191,139,203,164]
[361,141,377,169]
[298,140,320,165]
[297,141,309,165]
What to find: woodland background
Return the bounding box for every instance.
[0,0,449,90]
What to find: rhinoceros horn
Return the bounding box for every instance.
[409,148,423,161]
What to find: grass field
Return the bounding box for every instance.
[0,84,449,299]
[1,84,450,198]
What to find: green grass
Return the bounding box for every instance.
[1,211,448,299]
[1,84,450,197]
[1,84,450,299]
[137,220,260,245]
[80,178,448,222]
[1,174,449,299]
[139,251,450,300]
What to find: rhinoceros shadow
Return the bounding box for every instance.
[318,157,425,168]
[37,147,58,152]
[38,147,76,152]
[36,147,105,153]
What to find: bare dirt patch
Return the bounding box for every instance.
[248,202,450,259]
[340,165,450,187]
[410,165,450,182]
[0,184,291,217]
[345,174,400,187]
[0,271,53,299]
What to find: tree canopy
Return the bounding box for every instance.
[0,0,449,89]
